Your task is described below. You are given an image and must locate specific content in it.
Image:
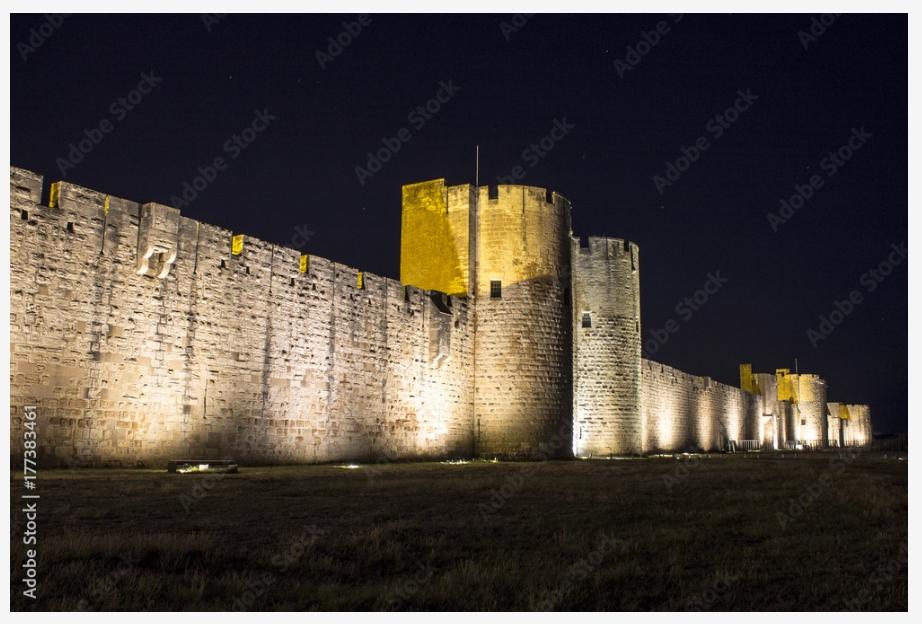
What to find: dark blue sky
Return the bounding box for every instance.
[10,13,907,433]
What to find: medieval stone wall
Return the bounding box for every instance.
[10,167,474,466]
[9,166,872,466]
[641,359,761,453]
[828,403,872,447]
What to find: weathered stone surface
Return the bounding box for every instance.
[641,359,762,453]
[572,237,642,456]
[471,185,572,459]
[827,402,872,447]
[8,167,871,466]
[10,167,473,466]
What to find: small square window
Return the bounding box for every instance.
[490,280,502,299]
[801,419,806,426]
[66,222,75,234]
[581,312,592,328]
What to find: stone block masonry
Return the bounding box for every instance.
[641,360,762,453]
[471,185,573,458]
[572,236,642,457]
[10,167,474,466]
[9,166,872,466]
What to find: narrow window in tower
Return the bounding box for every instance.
[581,312,592,328]
[490,280,502,299]
[801,419,806,426]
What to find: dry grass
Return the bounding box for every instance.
[9,451,907,611]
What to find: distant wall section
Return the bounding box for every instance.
[641,359,761,452]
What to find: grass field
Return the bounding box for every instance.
[10,451,907,611]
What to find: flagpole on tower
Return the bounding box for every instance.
[475,144,479,191]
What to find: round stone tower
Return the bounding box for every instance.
[571,236,642,457]
[794,374,828,447]
[472,184,573,458]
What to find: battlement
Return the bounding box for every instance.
[643,359,738,395]
[400,179,571,214]
[475,183,571,212]
[573,235,639,259]
[12,167,468,305]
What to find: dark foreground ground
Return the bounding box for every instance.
[10,451,907,611]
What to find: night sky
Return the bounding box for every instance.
[10,14,907,434]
